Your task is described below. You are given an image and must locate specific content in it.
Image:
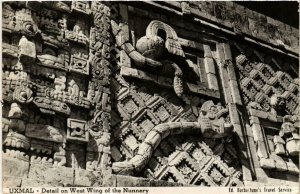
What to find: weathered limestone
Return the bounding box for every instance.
[2,1,298,188]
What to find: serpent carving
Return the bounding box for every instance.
[112,101,234,175]
[111,20,185,97]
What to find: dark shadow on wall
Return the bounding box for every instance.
[236,1,299,28]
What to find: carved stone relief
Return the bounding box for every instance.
[2,1,298,187]
[2,1,113,182]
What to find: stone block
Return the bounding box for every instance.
[67,118,89,142]
[229,81,242,105]
[111,146,123,162]
[249,116,260,125]
[273,135,285,144]
[207,73,219,90]
[204,57,215,74]
[252,124,263,142]
[255,168,268,183]
[274,144,285,155]
[286,162,299,175]
[257,141,268,159]
[120,50,131,67]
[274,159,287,172]
[28,165,74,186]
[267,113,278,122]
[223,43,232,61]
[203,44,212,58]
[259,158,275,169]
[227,63,237,81]
[233,125,244,139]
[116,175,150,187]
[216,43,225,61]
[74,169,103,186]
[247,137,260,168]
[3,157,29,178]
[19,36,36,64]
[228,104,239,122]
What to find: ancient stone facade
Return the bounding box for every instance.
[2,1,299,187]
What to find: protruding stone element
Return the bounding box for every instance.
[70,52,89,75]
[71,1,90,15]
[2,118,10,132]
[259,158,275,169]
[198,100,233,138]
[18,36,36,64]
[278,115,300,157]
[33,97,71,116]
[273,135,285,155]
[181,2,191,15]
[13,84,33,104]
[53,143,66,167]
[25,124,66,143]
[270,94,286,114]
[3,131,30,150]
[144,20,185,57]
[8,103,23,119]
[286,137,300,156]
[9,119,26,132]
[67,118,89,142]
[136,36,165,60]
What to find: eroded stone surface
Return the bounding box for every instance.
[3,157,29,178]
[2,1,299,188]
[27,165,74,187]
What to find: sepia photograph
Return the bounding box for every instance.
[2,1,299,193]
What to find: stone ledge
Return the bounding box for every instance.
[26,165,74,187]
[120,66,220,99]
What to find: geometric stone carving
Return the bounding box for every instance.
[67,118,89,143]
[2,0,299,187]
[69,53,89,75]
[112,101,233,175]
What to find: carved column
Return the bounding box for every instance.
[216,42,255,182]
[88,2,113,178]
